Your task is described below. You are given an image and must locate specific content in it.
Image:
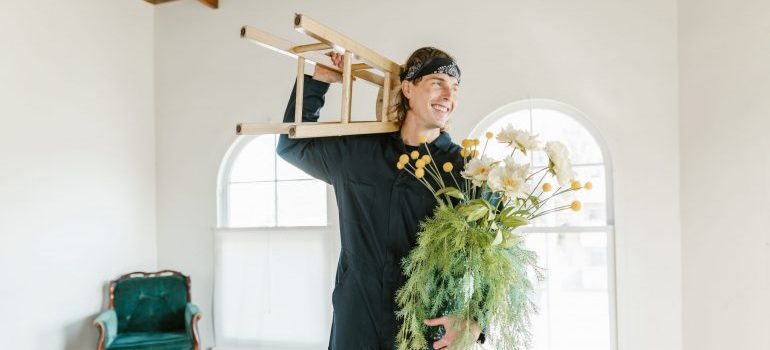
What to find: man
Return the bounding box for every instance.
[277,47,483,350]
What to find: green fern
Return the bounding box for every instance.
[393,132,586,349]
[395,205,544,350]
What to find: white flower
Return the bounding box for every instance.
[461,156,495,187]
[544,141,575,186]
[496,125,540,154]
[488,156,530,199]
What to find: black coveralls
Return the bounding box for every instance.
[276,75,464,350]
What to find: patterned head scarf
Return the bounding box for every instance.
[400,57,461,84]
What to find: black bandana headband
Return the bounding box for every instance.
[400,57,461,84]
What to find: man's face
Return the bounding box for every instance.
[402,73,460,129]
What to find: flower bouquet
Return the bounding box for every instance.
[394,125,592,350]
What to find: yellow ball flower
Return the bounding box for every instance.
[399,154,409,164]
[460,148,471,158]
[570,180,582,190]
[570,200,582,211]
[442,162,454,172]
[461,139,472,148]
[410,150,420,160]
[472,139,480,146]
[396,162,405,170]
[542,182,552,192]
[415,159,426,168]
[485,131,494,140]
[421,155,432,163]
[415,168,425,179]
[419,135,428,143]
[584,181,593,190]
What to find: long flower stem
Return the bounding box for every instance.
[529,183,581,218]
[404,164,437,196]
[421,143,445,188]
[449,172,463,198]
[425,166,443,188]
[522,171,549,212]
[529,204,572,220]
[525,167,548,181]
[529,185,564,216]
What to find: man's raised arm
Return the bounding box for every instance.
[276,54,346,184]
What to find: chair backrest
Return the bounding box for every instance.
[110,270,190,333]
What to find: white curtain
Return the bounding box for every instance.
[214,228,337,350]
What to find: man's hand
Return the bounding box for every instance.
[312,52,344,84]
[424,315,482,349]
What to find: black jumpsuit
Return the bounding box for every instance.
[276,75,464,350]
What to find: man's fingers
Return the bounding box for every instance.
[432,338,449,349]
[324,53,342,69]
[424,317,447,326]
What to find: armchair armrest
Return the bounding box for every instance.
[94,309,117,350]
[185,303,202,350]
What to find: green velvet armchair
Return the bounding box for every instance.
[94,270,202,350]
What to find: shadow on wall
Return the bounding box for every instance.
[63,282,110,350]
[64,315,96,350]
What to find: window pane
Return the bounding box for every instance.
[525,232,611,350]
[228,182,275,227]
[277,153,313,180]
[217,230,329,345]
[531,109,603,167]
[230,135,275,182]
[277,180,327,226]
[477,108,603,167]
[532,165,607,227]
[478,110,532,164]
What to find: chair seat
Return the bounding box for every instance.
[107,332,192,350]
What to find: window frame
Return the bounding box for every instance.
[470,99,618,350]
[214,135,340,349]
[217,134,330,229]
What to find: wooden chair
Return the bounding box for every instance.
[237,14,402,138]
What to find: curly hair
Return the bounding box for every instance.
[389,47,456,125]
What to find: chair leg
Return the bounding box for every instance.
[192,313,202,350]
[95,323,106,350]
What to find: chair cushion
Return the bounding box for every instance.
[114,275,189,333]
[107,332,192,350]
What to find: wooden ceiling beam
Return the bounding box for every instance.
[143,0,218,9]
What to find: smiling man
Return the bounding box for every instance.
[277,47,484,350]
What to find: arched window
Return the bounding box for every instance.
[471,99,616,350]
[218,134,327,228]
[215,135,336,349]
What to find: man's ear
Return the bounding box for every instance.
[401,80,412,99]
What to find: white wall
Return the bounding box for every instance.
[16,1,770,349]
[155,1,681,349]
[0,1,156,349]
[679,1,770,350]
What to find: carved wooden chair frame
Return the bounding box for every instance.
[95,270,201,350]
